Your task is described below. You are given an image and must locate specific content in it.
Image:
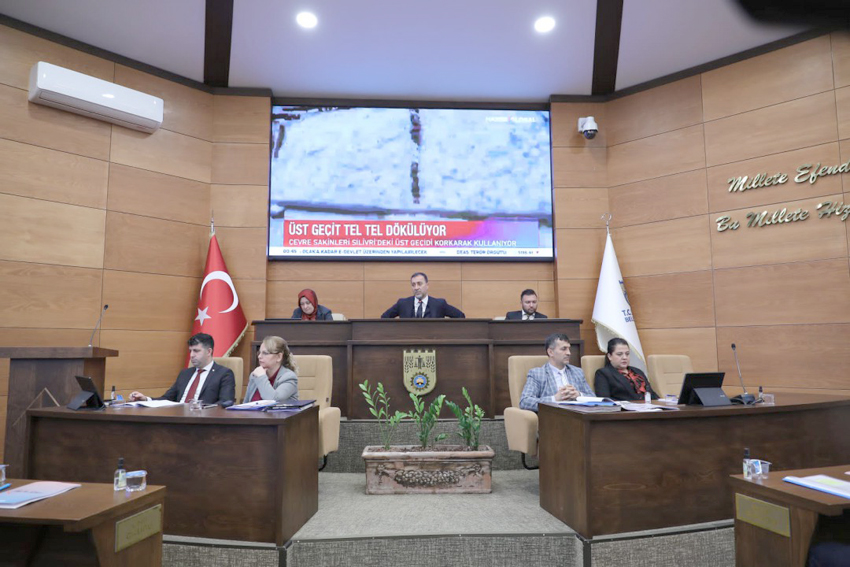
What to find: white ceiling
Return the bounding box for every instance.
[0,0,807,102]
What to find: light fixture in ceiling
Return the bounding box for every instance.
[296,11,318,29]
[534,16,556,34]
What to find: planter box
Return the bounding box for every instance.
[362,444,495,494]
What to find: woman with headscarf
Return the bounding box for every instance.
[290,288,334,320]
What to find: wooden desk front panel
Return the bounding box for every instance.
[26,407,318,544]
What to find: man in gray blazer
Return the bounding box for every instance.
[519,333,593,411]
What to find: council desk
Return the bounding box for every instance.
[538,394,850,539]
[24,405,318,545]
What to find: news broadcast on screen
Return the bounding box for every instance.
[267,105,554,260]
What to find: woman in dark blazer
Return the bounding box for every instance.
[291,289,334,320]
[594,338,659,401]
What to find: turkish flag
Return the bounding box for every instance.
[189,234,248,362]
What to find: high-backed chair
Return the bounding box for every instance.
[214,356,244,404]
[580,355,606,392]
[331,313,347,321]
[504,355,548,469]
[292,354,341,470]
[646,354,694,398]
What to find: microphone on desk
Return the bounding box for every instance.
[88,304,109,347]
[730,343,756,405]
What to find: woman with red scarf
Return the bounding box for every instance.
[290,289,333,320]
[594,338,659,401]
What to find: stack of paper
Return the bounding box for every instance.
[225,400,278,411]
[0,481,80,509]
[784,475,850,499]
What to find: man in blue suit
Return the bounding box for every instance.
[381,272,465,319]
[520,333,593,411]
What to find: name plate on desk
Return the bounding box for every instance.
[115,504,162,552]
[735,493,790,537]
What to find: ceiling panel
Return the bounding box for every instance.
[229,0,597,102]
[0,0,206,82]
[616,0,804,91]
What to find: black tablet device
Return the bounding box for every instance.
[677,373,730,406]
[67,375,106,410]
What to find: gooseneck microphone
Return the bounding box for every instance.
[731,343,756,405]
[88,304,109,347]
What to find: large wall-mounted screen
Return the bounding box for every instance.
[268,105,554,260]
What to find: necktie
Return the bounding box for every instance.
[184,369,205,402]
[416,300,423,318]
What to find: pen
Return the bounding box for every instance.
[0,483,11,492]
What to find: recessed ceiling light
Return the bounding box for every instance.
[534,16,556,34]
[296,11,318,29]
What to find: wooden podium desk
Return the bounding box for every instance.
[0,479,165,566]
[731,464,850,567]
[252,318,583,418]
[24,405,318,545]
[538,395,850,539]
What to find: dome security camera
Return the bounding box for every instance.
[577,116,598,140]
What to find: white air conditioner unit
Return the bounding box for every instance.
[28,61,164,133]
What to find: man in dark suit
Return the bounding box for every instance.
[381,272,465,319]
[505,289,548,320]
[129,333,236,406]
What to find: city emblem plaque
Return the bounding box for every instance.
[403,349,437,395]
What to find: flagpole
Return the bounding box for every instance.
[601,212,612,234]
[210,212,215,237]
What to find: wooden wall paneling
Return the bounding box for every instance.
[0,83,112,161]
[550,103,607,148]
[0,328,97,347]
[711,195,849,269]
[552,148,607,187]
[840,139,850,194]
[230,278,266,323]
[460,262,554,281]
[706,142,841,212]
[114,65,214,141]
[0,25,115,90]
[0,193,106,268]
[104,211,206,276]
[835,86,850,141]
[831,32,850,89]
[0,138,108,208]
[210,184,268,228]
[536,280,556,302]
[211,143,269,186]
[364,262,462,282]
[625,270,716,329]
[101,330,190,395]
[714,259,850,327]
[111,127,212,183]
[716,324,850,390]
[703,92,838,167]
[555,278,598,328]
[554,188,610,228]
[0,261,103,328]
[214,96,270,143]
[0,394,6,459]
[107,164,211,225]
[101,271,199,331]
[267,280,366,320]
[363,280,462,319]
[461,280,543,319]
[554,228,607,280]
[612,216,712,277]
[607,125,706,187]
[638,327,719,372]
[606,76,704,146]
[214,227,267,280]
[267,261,364,281]
[609,170,709,228]
[579,328,604,356]
[702,37,834,122]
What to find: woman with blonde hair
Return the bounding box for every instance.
[244,335,298,402]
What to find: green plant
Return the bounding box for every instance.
[446,387,485,450]
[359,380,406,450]
[407,392,447,448]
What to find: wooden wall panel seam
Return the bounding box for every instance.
[701,139,848,170]
[605,123,706,150]
[607,166,706,189]
[700,88,837,126]
[0,132,110,165]
[712,256,850,274]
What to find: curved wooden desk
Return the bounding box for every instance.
[538,394,850,538]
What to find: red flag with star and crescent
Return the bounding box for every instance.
[189,229,248,362]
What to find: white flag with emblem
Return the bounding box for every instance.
[591,232,646,372]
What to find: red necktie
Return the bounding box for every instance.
[184,369,205,402]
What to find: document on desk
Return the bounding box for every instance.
[618,402,680,412]
[134,400,183,408]
[0,481,80,509]
[783,475,850,499]
[226,400,278,411]
[559,396,617,406]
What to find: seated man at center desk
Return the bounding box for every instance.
[520,333,593,411]
[381,272,465,319]
[129,333,236,406]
